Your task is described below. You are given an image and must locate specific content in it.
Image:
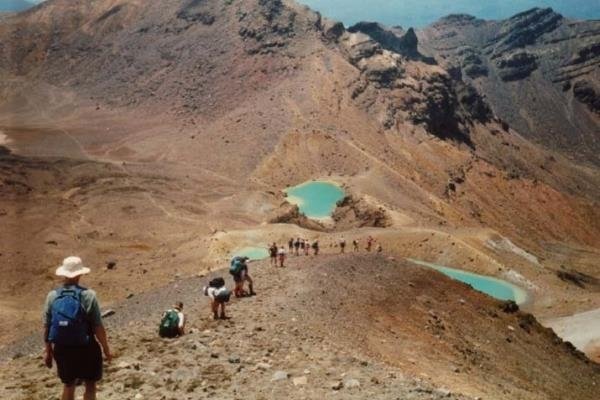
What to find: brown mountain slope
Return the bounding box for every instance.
[417,8,600,165]
[1,255,598,400]
[0,0,599,366]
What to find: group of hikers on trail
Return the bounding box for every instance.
[287,237,320,257]
[42,254,254,399]
[43,237,382,399]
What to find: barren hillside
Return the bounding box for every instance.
[0,1,599,397]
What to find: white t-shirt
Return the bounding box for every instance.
[278,248,286,256]
[205,286,228,300]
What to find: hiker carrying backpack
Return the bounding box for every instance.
[229,256,246,276]
[48,286,91,346]
[158,302,185,338]
[203,277,231,320]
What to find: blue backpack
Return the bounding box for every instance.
[229,257,245,275]
[48,286,91,346]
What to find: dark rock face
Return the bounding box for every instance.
[409,73,472,145]
[556,267,600,289]
[258,0,283,22]
[573,80,600,113]
[568,42,600,66]
[496,52,538,81]
[419,7,600,164]
[348,22,433,63]
[238,0,297,55]
[493,8,562,55]
[331,195,390,229]
[322,20,345,41]
[457,83,492,122]
[177,0,215,25]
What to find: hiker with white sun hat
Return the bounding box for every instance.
[43,256,112,400]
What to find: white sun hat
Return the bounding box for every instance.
[55,256,91,278]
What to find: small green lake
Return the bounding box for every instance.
[232,247,269,260]
[285,181,345,219]
[407,258,527,304]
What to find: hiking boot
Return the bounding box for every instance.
[219,313,228,320]
[213,312,219,320]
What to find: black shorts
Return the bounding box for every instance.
[231,271,243,283]
[54,339,103,385]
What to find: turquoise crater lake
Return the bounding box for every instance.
[285,181,345,219]
[232,247,269,261]
[407,258,527,304]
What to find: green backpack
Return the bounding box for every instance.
[158,309,180,338]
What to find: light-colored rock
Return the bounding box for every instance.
[256,362,271,371]
[293,376,308,386]
[344,378,361,388]
[271,370,289,381]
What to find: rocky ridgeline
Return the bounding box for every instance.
[489,8,563,56]
[0,257,475,400]
[321,19,492,145]
[419,7,600,163]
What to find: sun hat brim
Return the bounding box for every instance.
[55,265,91,278]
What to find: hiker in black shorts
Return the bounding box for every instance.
[294,237,301,255]
[312,239,319,256]
[203,278,231,320]
[269,242,278,267]
[43,256,112,400]
[339,237,346,253]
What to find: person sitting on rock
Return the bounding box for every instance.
[203,278,231,320]
[159,302,186,338]
[43,256,112,400]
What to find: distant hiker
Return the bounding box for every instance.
[159,302,186,338]
[300,239,305,253]
[352,239,359,252]
[366,236,374,252]
[43,256,112,400]
[269,242,278,267]
[303,239,310,255]
[312,239,319,256]
[229,256,255,297]
[203,277,231,320]
[339,237,346,253]
[294,238,301,255]
[288,238,294,252]
[278,246,286,267]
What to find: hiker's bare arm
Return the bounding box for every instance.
[94,325,112,362]
[43,325,52,368]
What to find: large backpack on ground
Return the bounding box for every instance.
[48,286,91,346]
[159,309,180,338]
[229,257,245,275]
[209,277,225,288]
